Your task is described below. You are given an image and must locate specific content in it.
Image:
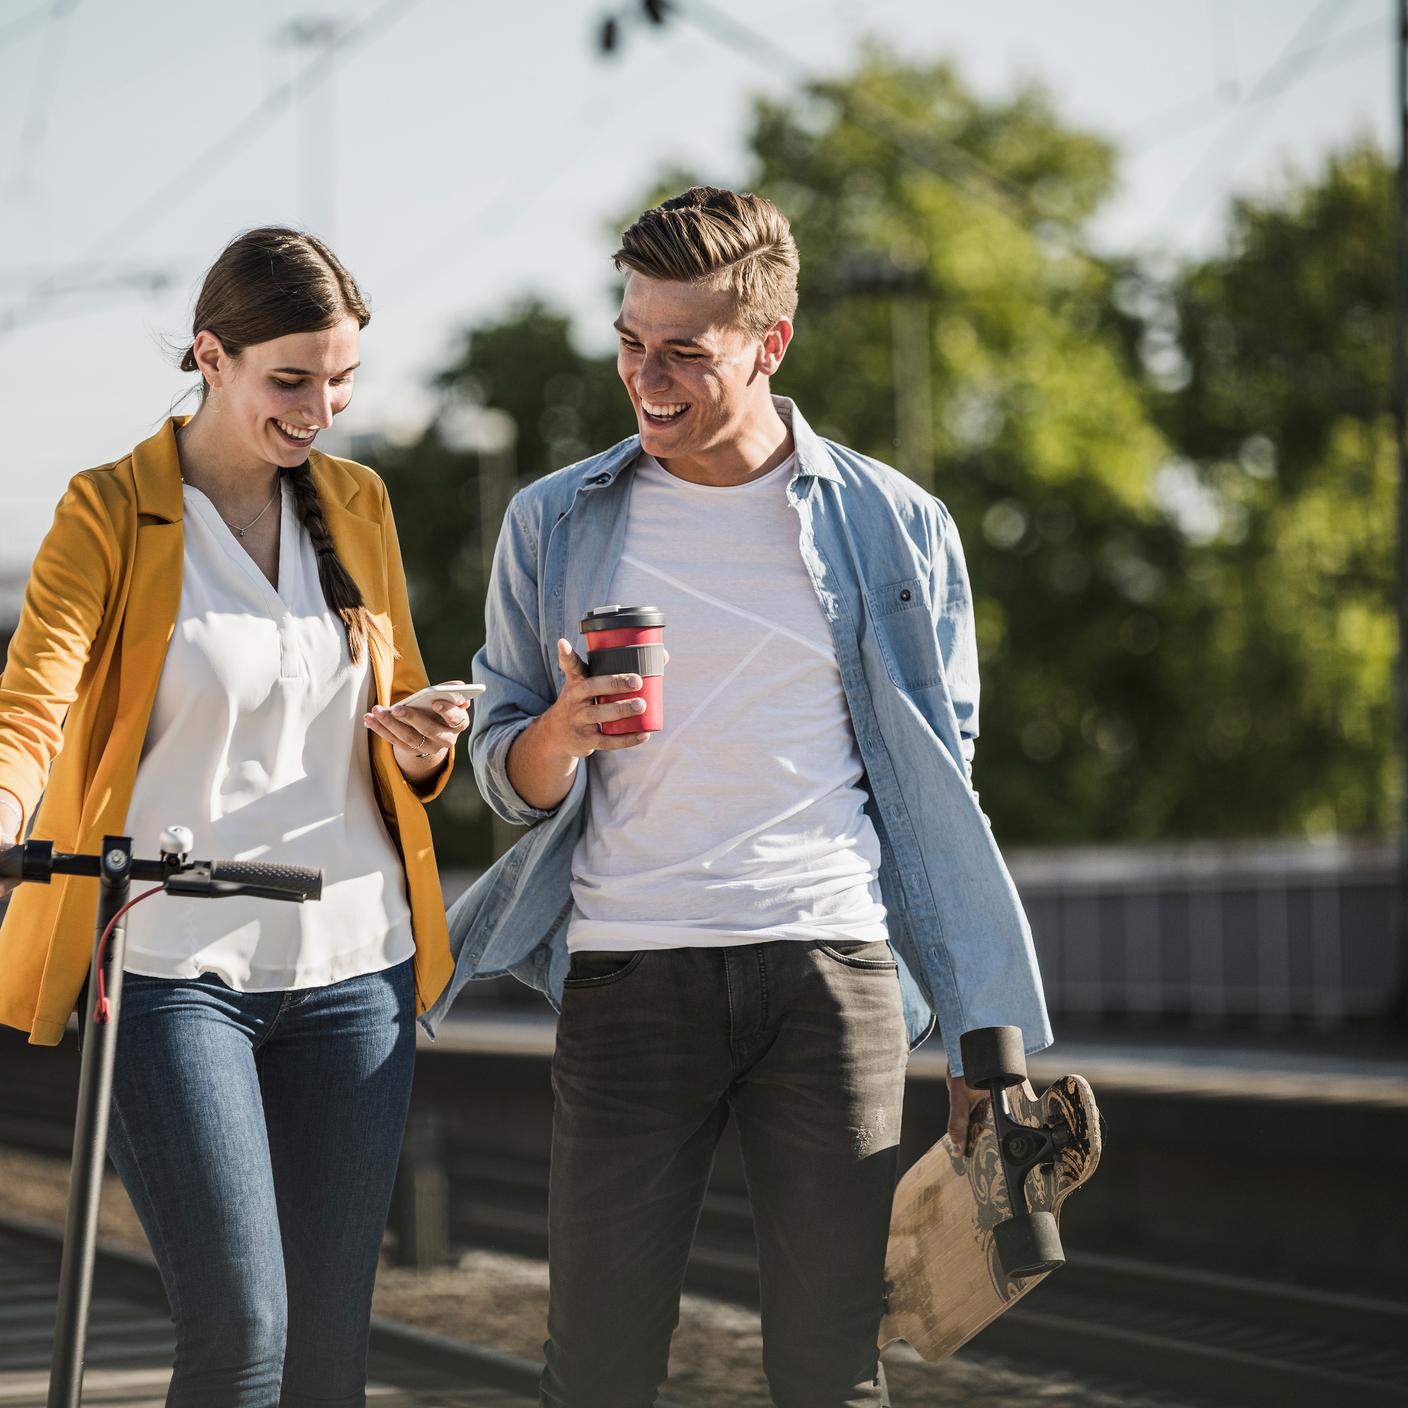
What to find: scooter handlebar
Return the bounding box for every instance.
[0,839,53,884]
[165,858,323,903]
[0,841,322,902]
[209,858,323,901]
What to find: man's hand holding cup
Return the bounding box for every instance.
[507,609,666,812]
[547,640,653,759]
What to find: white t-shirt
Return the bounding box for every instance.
[120,479,415,989]
[566,451,887,951]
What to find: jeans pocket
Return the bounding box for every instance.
[563,950,646,987]
[813,939,898,970]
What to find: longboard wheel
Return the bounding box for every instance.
[960,1026,1028,1089]
[993,1209,1065,1280]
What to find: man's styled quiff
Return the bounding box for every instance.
[614,186,799,338]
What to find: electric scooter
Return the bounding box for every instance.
[0,826,323,1408]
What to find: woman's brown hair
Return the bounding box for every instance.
[181,227,383,664]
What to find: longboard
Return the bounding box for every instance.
[878,1073,1102,1361]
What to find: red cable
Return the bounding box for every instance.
[93,886,164,1024]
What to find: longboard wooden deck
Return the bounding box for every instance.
[879,1073,1102,1361]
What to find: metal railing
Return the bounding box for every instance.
[1008,838,1402,1028]
[443,835,1405,1030]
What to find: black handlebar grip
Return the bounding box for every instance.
[0,839,54,884]
[208,859,323,901]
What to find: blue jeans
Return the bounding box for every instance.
[98,957,416,1408]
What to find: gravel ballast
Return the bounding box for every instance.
[0,1147,1182,1407]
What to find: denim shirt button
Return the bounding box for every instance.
[899,588,912,602]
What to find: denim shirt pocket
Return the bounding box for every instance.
[866,576,943,693]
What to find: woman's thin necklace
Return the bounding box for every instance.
[182,476,280,539]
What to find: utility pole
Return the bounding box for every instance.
[281,15,343,241]
[891,292,935,494]
[831,252,935,493]
[1394,0,1408,1014]
[437,401,521,861]
[476,410,519,862]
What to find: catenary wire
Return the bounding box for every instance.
[0,0,427,339]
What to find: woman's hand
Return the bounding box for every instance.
[364,681,472,783]
[0,790,22,899]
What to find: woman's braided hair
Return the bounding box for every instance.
[181,227,383,664]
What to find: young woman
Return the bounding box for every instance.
[0,227,467,1405]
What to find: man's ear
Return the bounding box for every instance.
[757,318,794,376]
[191,329,230,391]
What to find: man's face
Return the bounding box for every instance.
[615,274,782,461]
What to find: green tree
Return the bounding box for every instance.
[375,56,1394,865]
[737,50,1192,843]
[1132,142,1396,835]
[378,303,629,864]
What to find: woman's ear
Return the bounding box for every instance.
[191,329,229,391]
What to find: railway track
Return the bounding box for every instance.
[447,1149,1408,1408]
[3,1025,1405,1408]
[0,1214,550,1407]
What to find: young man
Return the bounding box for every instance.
[425,187,1051,1407]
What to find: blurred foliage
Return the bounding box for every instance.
[379,51,1396,866]
[379,306,633,861]
[745,52,1178,843]
[1123,142,1396,835]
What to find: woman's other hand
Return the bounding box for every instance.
[0,790,22,899]
[364,681,472,781]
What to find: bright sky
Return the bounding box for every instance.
[0,0,1392,573]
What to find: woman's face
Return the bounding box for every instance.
[197,316,360,466]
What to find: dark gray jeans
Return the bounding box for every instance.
[539,939,909,1408]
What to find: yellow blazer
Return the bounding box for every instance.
[0,418,455,1045]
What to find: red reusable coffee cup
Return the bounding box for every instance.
[580,604,666,735]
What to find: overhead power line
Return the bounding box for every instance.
[1154,0,1361,227]
[1204,0,1243,105]
[0,1,55,55]
[605,0,1382,267]
[1130,16,1386,154]
[656,0,1042,228]
[7,0,81,198]
[0,263,178,295]
[596,0,1052,240]
[0,0,426,339]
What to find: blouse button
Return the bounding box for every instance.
[899,588,912,602]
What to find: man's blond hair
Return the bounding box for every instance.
[614,186,799,337]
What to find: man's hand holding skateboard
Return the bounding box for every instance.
[946,1067,990,1156]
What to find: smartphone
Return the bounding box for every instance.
[395,682,486,710]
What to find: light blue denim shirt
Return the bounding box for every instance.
[421,398,1052,1075]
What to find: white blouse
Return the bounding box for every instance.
[120,478,415,990]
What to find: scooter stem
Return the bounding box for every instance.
[47,837,133,1408]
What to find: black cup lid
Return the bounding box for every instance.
[580,604,666,633]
